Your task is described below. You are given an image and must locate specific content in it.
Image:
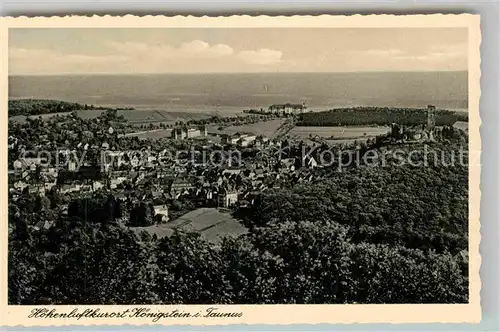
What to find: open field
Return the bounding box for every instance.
[74,109,107,119]
[207,119,286,138]
[9,112,73,123]
[9,108,214,125]
[323,138,372,145]
[10,109,108,123]
[132,208,247,244]
[289,126,390,140]
[453,121,468,132]
[119,110,213,126]
[123,129,173,140]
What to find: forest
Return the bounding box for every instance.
[8,134,469,305]
[8,99,106,117]
[297,107,462,126]
[8,99,135,117]
[236,143,468,255]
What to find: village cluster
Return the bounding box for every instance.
[8,107,323,231]
[8,101,462,237]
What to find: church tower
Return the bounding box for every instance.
[427,105,436,130]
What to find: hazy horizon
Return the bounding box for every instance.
[9,70,468,77]
[9,28,468,75]
[9,71,468,112]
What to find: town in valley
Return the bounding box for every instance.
[8,26,471,305]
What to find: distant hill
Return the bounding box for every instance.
[8,98,109,117]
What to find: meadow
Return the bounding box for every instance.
[207,119,286,138]
[288,126,390,142]
[123,129,173,140]
[132,208,247,244]
[9,113,72,123]
[118,110,213,126]
[9,108,214,126]
[453,121,468,132]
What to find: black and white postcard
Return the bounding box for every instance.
[0,14,481,326]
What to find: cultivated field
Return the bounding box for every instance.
[132,208,247,244]
[9,109,213,126]
[10,109,108,122]
[76,109,108,119]
[207,119,286,138]
[118,110,213,126]
[123,129,173,140]
[289,126,390,139]
[9,112,73,123]
[453,121,468,132]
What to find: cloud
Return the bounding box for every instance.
[9,47,127,74]
[10,41,287,74]
[237,48,283,65]
[9,38,467,74]
[429,42,467,55]
[365,48,405,57]
[108,40,234,59]
[355,42,466,63]
[179,40,234,57]
[393,43,467,62]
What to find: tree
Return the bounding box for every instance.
[130,201,153,227]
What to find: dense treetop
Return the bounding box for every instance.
[9,134,469,304]
[297,107,463,127]
[8,99,109,117]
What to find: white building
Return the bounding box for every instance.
[92,181,104,191]
[302,155,318,168]
[153,204,169,222]
[268,102,307,114]
[68,160,77,171]
[223,133,257,146]
[172,126,207,140]
[237,134,257,147]
[110,176,127,189]
[218,191,238,208]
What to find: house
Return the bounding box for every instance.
[222,133,244,145]
[43,175,58,190]
[68,160,77,171]
[268,102,307,114]
[28,184,46,196]
[218,189,238,208]
[237,134,257,147]
[171,126,207,140]
[82,130,94,139]
[110,176,127,189]
[42,167,58,176]
[59,183,82,194]
[13,157,45,171]
[92,181,104,191]
[170,178,195,195]
[13,160,23,170]
[13,180,28,191]
[153,204,169,223]
[81,184,92,192]
[222,168,242,177]
[276,158,296,172]
[254,135,269,148]
[302,155,318,169]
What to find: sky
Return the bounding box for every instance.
[9,28,468,75]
